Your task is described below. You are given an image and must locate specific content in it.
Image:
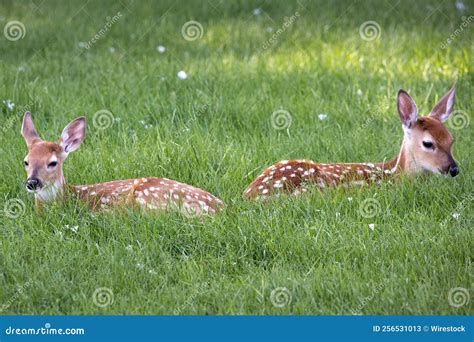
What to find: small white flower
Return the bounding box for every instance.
[318,113,327,121]
[347,197,353,202]
[253,8,262,16]
[109,47,116,53]
[136,263,144,270]
[452,213,460,220]
[156,45,166,53]
[455,1,465,11]
[335,212,341,219]
[3,99,15,111]
[65,224,79,233]
[177,70,188,80]
[148,269,157,275]
[368,223,375,230]
[357,89,363,97]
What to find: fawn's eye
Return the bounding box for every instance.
[48,161,58,168]
[422,141,434,149]
[24,160,28,167]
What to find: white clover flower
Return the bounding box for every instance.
[3,99,15,111]
[253,8,262,16]
[109,47,116,53]
[452,213,460,220]
[156,45,166,53]
[177,70,188,80]
[318,113,327,121]
[347,197,353,202]
[368,223,375,230]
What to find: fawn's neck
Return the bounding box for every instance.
[34,173,66,207]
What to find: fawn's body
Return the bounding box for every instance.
[22,113,223,215]
[244,85,459,199]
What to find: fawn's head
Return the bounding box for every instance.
[397,84,458,177]
[21,112,86,200]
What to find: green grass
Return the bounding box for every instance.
[0,0,472,315]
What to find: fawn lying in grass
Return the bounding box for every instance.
[244,85,459,200]
[21,112,224,215]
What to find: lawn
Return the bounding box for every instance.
[0,0,472,315]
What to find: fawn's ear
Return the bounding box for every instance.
[60,117,86,154]
[397,89,418,132]
[21,112,41,147]
[429,83,456,123]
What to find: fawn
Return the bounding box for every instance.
[244,84,459,199]
[21,112,224,215]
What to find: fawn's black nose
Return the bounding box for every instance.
[449,165,459,177]
[26,178,41,191]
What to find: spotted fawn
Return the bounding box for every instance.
[21,112,224,215]
[244,84,459,200]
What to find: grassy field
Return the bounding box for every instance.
[0,0,472,315]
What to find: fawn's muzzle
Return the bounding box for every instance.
[26,178,42,191]
[448,164,459,177]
